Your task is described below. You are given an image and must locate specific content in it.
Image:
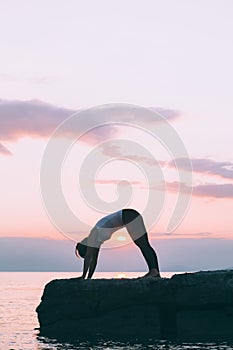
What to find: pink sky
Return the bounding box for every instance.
[0,1,233,249]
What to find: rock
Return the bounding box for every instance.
[36,270,233,341]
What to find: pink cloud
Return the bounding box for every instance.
[95,179,141,185]
[0,99,75,141]
[149,107,181,121]
[150,231,212,238]
[0,99,181,142]
[0,98,116,148]
[169,158,233,180]
[192,183,233,198]
[0,142,12,156]
[100,142,167,167]
[154,181,233,199]
[99,145,233,183]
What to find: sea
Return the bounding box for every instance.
[1,271,233,350]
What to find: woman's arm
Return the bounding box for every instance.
[81,246,99,279]
[87,248,99,278]
[81,254,92,279]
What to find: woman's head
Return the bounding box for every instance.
[75,237,88,258]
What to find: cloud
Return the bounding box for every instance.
[95,179,141,185]
[0,99,181,143]
[95,177,233,199]
[98,147,233,199]
[100,142,167,167]
[151,231,212,237]
[157,181,233,199]
[0,99,119,154]
[192,183,233,198]
[0,142,12,155]
[97,149,233,183]
[0,99,75,141]
[169,158,233,180]
[149,107,181,121]
[100,146,232,183]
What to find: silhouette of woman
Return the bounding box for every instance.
[75,208,160,279]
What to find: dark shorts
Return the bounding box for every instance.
[122,209,147,242]
[122,208,140,225]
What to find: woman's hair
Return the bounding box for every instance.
[75,237,88,258]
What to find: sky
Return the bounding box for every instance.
[0,0,233,271]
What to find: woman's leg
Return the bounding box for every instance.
[122,209,160,277]
[134,234,160,274]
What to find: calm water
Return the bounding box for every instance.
[0,272,233,350]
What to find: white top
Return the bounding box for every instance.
[88,210,124,247]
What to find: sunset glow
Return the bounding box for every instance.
[115,273,127,279]
[0,1,233,272]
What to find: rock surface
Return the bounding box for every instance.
[36,270,233,341]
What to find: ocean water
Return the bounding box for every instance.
[1,271,233,350]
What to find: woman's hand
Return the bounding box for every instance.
[81,246,100,279]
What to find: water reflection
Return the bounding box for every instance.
[37,336,233,350]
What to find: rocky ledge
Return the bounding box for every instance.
[36,270,233,341]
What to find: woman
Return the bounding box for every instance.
[75,208,160,279]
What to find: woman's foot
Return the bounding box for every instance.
[141,269,161,278]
